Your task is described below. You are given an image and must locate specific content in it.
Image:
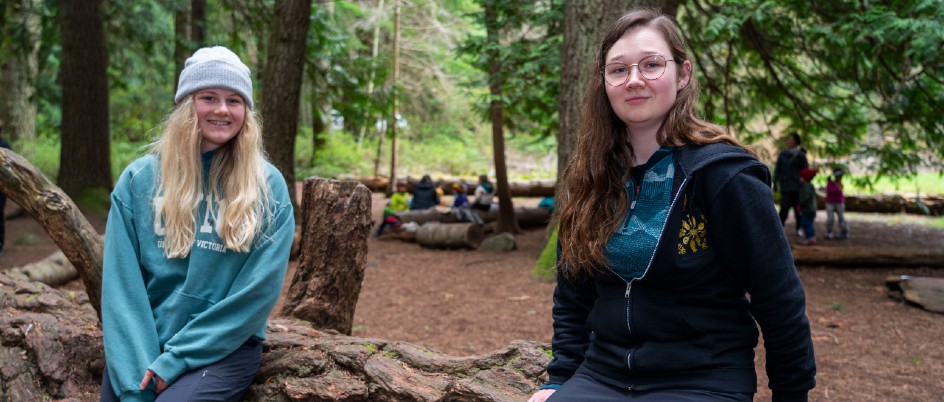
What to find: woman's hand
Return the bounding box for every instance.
[527,389,556,402]
[139,369,169,394]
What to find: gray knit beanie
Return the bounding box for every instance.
[175,46,254,110]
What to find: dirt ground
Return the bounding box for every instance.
[2,191,943,401]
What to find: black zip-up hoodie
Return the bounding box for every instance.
[547,143,816,401]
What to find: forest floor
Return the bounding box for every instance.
[1,190,943,401]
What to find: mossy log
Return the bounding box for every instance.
[416,222,485,249]
[0,271,552,402]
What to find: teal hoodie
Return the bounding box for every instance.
[101,151,294,402]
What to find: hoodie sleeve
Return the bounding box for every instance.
[706,162,816,401]
[101,171,160,402]
[544,244,597,386]
[147,181,295,385]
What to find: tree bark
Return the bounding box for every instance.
[0,148,103,318]
[484,2,518,235]
[0,0,41,143]
[262,0,312,217]
[58,0,112,199]
[281,178,372,335]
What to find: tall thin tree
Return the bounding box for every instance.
[386,0,400,194]
[262,0,312,213]
[0,0,41,143]
[58,0,111,199]
[484,1,518,234]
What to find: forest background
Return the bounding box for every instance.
[0,0,943,216]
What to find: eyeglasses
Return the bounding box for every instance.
[602,55,676,86]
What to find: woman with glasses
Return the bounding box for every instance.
[528,8,816,402]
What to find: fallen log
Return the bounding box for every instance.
[416,222,485,249]
[792,246,944,267]
[349,176,557,198]
[0,271,552,402]
[8,251,78,286]
[397,207,550,228]
[885,275,944,314]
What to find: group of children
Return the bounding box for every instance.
[797,167,848,246]
[375,175,496,236]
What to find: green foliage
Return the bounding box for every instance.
[14,134,60,180]
[458,0,564,139]
[680,0,944,176]
[295,128,374,179]
[532,226,557,282]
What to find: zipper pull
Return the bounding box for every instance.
[625,282,632,298]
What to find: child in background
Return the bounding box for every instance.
[452,183,470,208]
[825,168,848,239]
[798,168,818,245]
[390,182,409,213]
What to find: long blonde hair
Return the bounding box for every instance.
[151,95,272,258]
[557,8,748,277]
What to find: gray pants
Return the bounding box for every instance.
[101,337,262,402]
[825,202,848,236]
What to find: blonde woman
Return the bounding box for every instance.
[100,46,294,402]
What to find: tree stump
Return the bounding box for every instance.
[281,178,372,335]
[416,222,485,249]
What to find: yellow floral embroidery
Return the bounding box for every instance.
[678,213,708,254]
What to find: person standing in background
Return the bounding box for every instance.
[824,168,848,240]
[773,132,809,237]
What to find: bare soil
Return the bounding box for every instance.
[2,191,943,401]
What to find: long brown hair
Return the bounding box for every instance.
[557,8,747,278]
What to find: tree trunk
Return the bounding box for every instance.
[190,0,206,47]
[281,178,372,335]
[0,272,552,401]
[0,0,41,143]
[553,0,676,234]
[416,222,485,249]
[0,148,103,318]
[173,0,189,93]
[484,2,518,235]
[262,0,312,217]
[387,0,401,194]
[58,0,112,199]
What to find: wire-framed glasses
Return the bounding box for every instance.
[603,55,676,86]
